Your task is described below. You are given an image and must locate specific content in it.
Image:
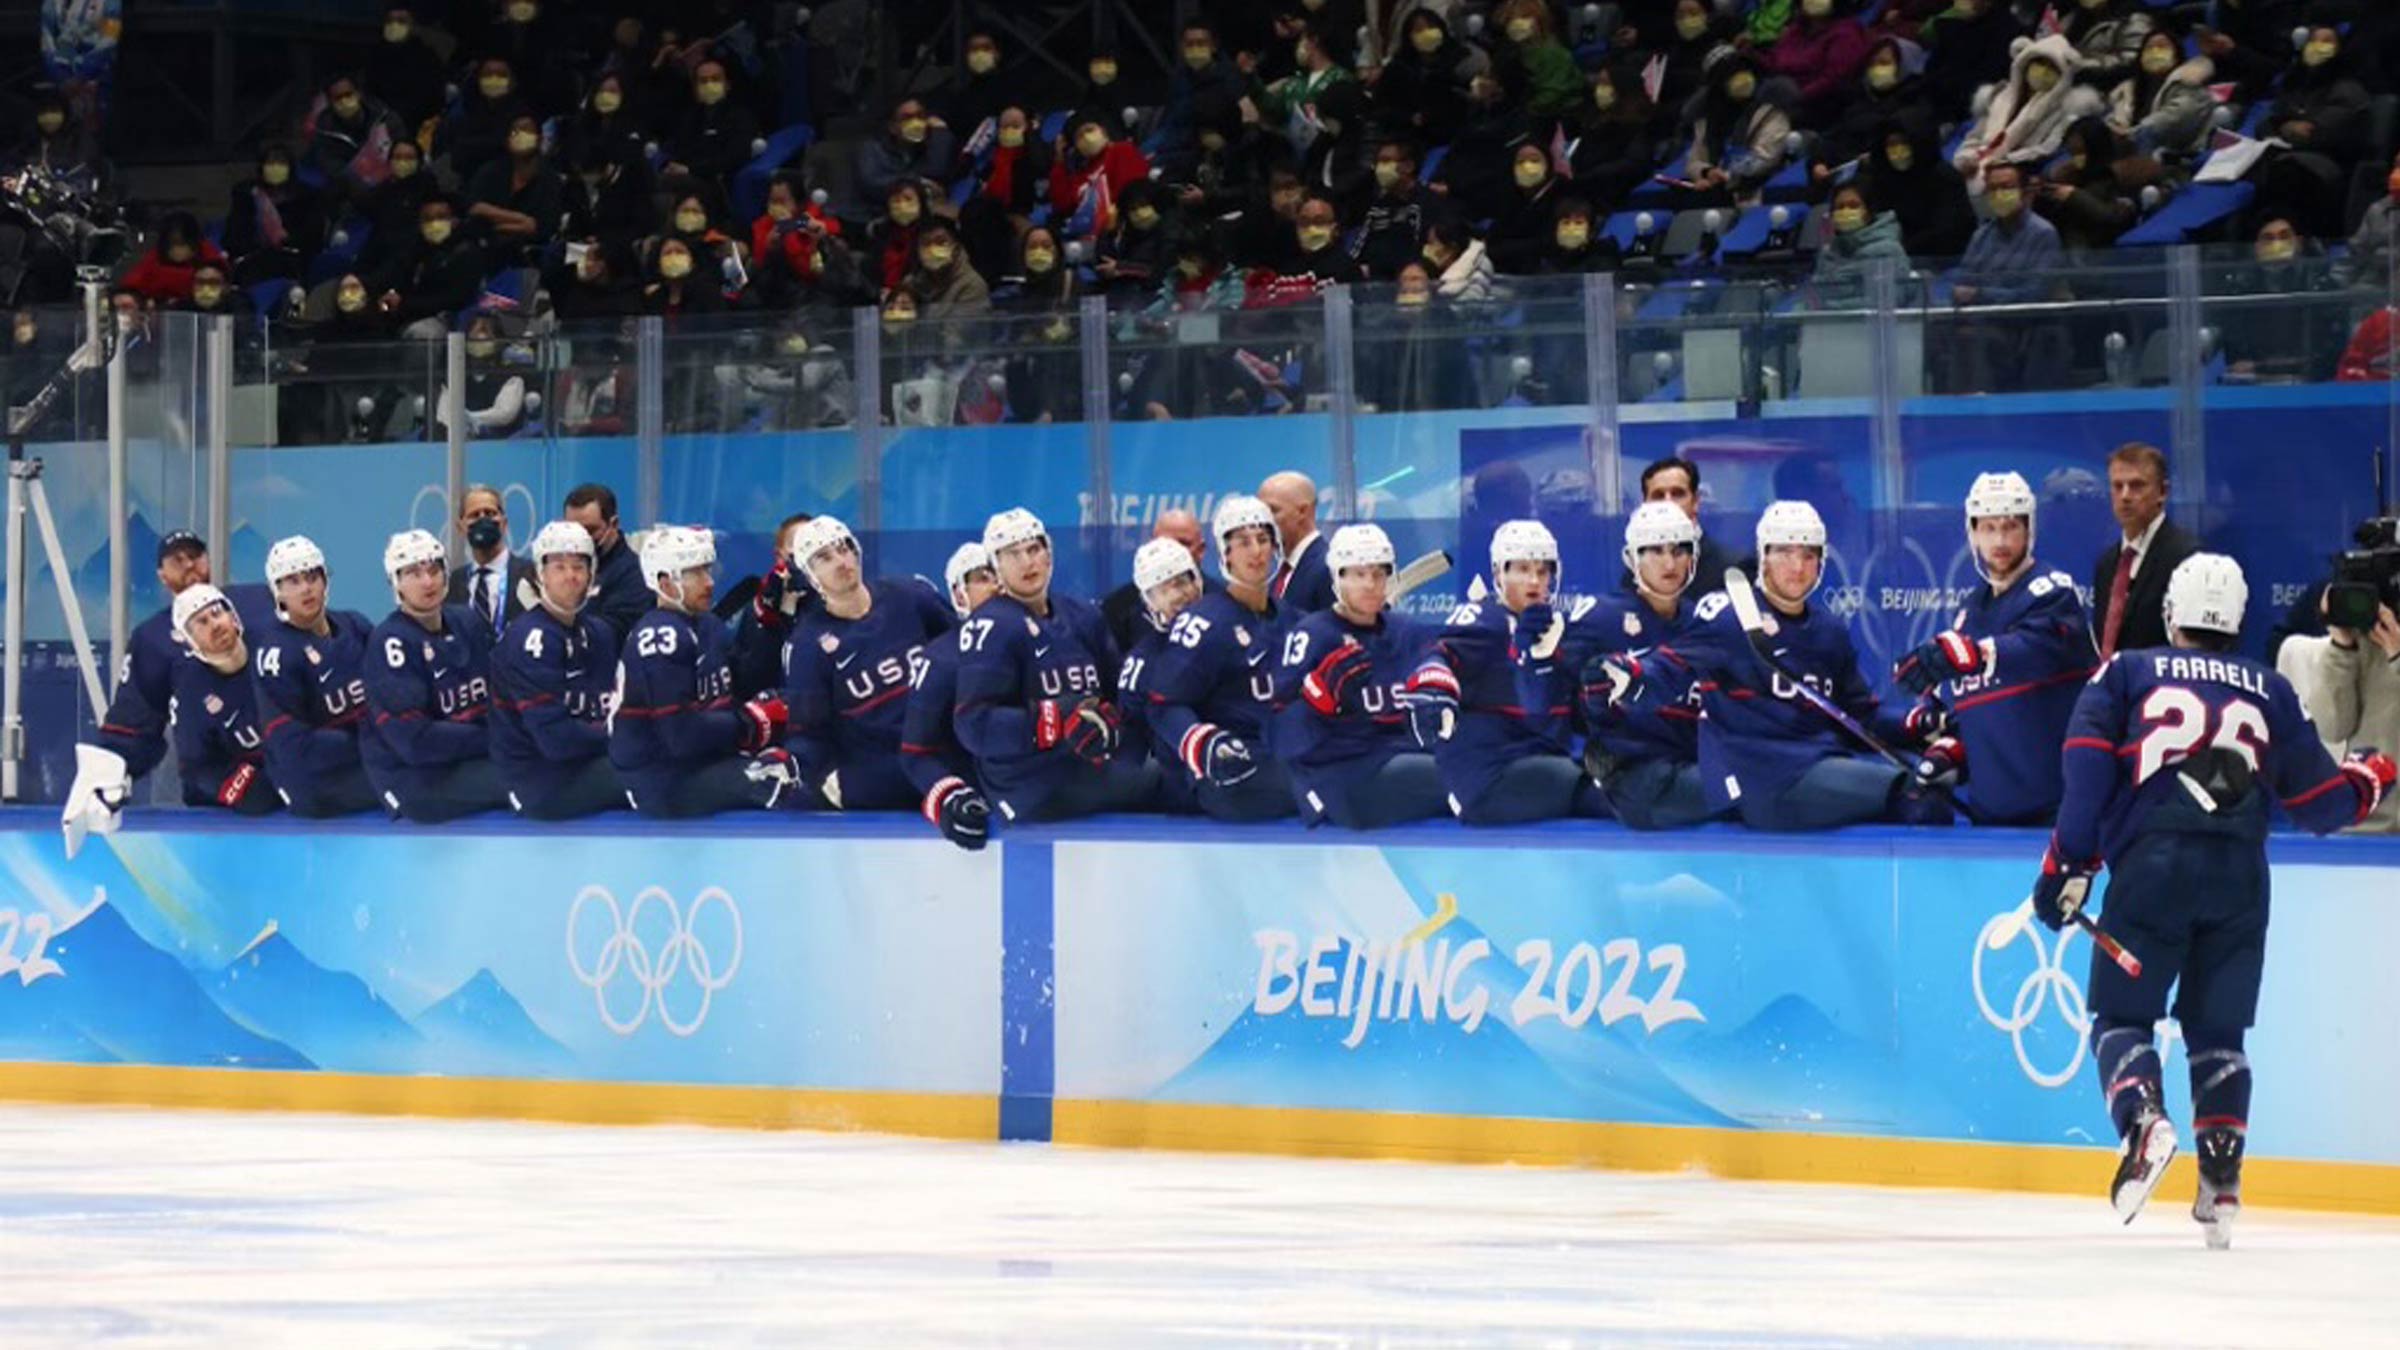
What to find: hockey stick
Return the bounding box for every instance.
[1989,887,2144,978]
[1721,568,1956,803]
[1387,549,1452,602]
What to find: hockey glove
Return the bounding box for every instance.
[60,744,132,860]
[1178,723,1259,787]
[923,776,991,851]
[1915,735,1966,790]
[737,695,789,752]
[1576,652,1641,723]
[216,760,262,811]
[1903,697,1952,743]
[1401,662,1460,748]
[1514,602,1564,664]
[2341,747,2397,821]
[2031,838,2099,932]
[744,746,800,808]
[752,557,801,628]
[1036,698,1121,765]
[1300,641,1374,717]
[1893,631,1986,696]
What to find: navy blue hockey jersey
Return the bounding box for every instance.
[782,580,955,784]
[1518,593,1703,763]
[491,605,620,793]
[953,591,1119,812]
[898,634,976,799]
[169,652,268,808]
[2056,648,2370,866]
[251,609,375,801]
[1144,590,1285,780]
[1273,607,1429,793]
[1921,564,2096,823]
[1421,599,1563,805]
[98,583,274,778]
[610,606,742,788]
[1663,588,1895,810]
[363,605,497,794]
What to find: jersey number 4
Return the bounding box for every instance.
[2134,685,2269,785]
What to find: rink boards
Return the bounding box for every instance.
[2,810,2396,1214]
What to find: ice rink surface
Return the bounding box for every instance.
[3,1106,2396,1348]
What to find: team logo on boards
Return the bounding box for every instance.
[1971,906,2090,1088]
[566,884,743,1036]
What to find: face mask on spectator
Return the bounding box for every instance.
[1676,13,1708,40]
[1802,0,1833,17]
[2302,40,2336,68]
[338,286,367,312]
[696,79,727,105]
[2141,45,2175,75]
[1129,206,1160,229]
[1024,246,1056,272]
[392,155,420,179]
[468,336,498,357]
[1411,26,1443,54]
[262,160,290,186]
[192,283,224,307]
[660,251,693,279]
[2024,63,2060,95]
[37,111,65,134]
[1374,162,1402,189]
[969,48,998,74]
[675,209,707,233]
[383,20,411,43]
[1078,130,1108,158]
[1725,73,1756,101]
[920,243,956,270]
[767,200,794,222]
[2257,236,2298,263]
[1298,224,1334,252]
[1506,18,1536,42]
[1833,205,1866,233]
[1593,83,1617,110]
[1183,44,1213,69]
[899,117,929,143]
[479,74,511,99]
[1177,257,1204,278]
[1987,188,2022,218]
[509,130,539,155]
[1885,141,1913,171]
[507,1,535,22]
[594,89,622,113]
[1866,62,1897,91]
[890,197,922,225]
[1398,284,1430,306]
[1556,221,1590,250]
[1514,159,1546,188]
[578,256,604,280]
[333,95,362,118]
[422,217,453,244]
[1000,124,1026,148]
[1090,61,1117,85]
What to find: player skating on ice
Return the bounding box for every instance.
[1142,494,1296,821]
[1406,519,1608,823]
[1517,502,1721,829]
[1892,472,2097,825]
[2033,552,2394,1245]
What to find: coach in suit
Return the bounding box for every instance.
[1260,470,1334,613]
[446,483,537,634]
[2090,443,2201,659]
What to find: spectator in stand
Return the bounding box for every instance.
[302,272,409,442]
[2336,306,2397,383]
[1172,105,1270,235]
[1367,9,1486,149]
[852,101,953,231]
[1070,46,1134,140]
[665,59,763,202]
[904,219,991,322]
[364,5,447,135]
[1945,163,2069,393]
[661,192,743,293]
[437,312,531,440]
[2252,26,2373,241]
[447,57,532,187]
[1095,180,1173,304]
[1566,64,1659,207]
[1256,22,1355,162]
[865,181,933,297]
[1918,0,2025,125]
[2192,0,2301,104]
[1534,196,1620,274]
[1490,0,1584,123]
[1760,0,1872,129]
[944,32,1009,140]
[1435,72,1534,223]
[175,260,251,322]
[352,137,433,280]
[747,173,855,311]
[1153,20,1247,177]
[307,74,405,197]
[2220,217,2345,384]
[997,233,1083,423]
[1808,180,1909,310]
[1231,165,1307,273]
[372,195,489,338]
[642,236,727,323]
[222,144,327,286]
[994,227,1078,312]
[546,239,645,323]
[1298,80,1374,211]
[1955,35,2101,193]
[1049,116,1151,224]
[1488,142,1566,274]
[2034,116,2141,257]
[560,143,654,251]
[2346,152,2400,292]
[1265,193,1363,293]
[1651,0,1726,137]
[1813,37,1925,186]
[2105,20,2216,161]
[954,107,1051,282]
[466,115,566,261]
[1865,119,1975,259]
[11,90,106,190]
[2060,0,2153,91]
[480,0,576,122]
[560,75,652,175]
[1423,218,1496,302]
[120,212,225,306]
[1352,138,1453,280]
[1684,49,1796,207]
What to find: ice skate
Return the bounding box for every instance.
[2193,1125,2244,1250]
[2111,1108,2178,1223]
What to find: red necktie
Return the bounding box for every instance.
[1273,562,1293,599]
[2099,544,2137,659]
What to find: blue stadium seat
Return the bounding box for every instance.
[2120,182,2256,246]
[732,123,818,226]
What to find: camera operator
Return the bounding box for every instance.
[2289,516,2400,832]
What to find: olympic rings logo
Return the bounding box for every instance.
[566,885,744,1037]
[1971,908,2091,1089]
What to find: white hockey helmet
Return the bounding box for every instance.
[982,507,1048,557]
[640,524,717,608]
[531,519,595,565]
[2163,552,2247,637]
[943,541,994,617]
[1210,493,1280,580]
[1621,501,1702,596]
[1489,518,1560,583]
[1133,536,1200,594]
[1326,523,1396,574]
[384,528,446,605]
[787,514,860,587]
[1755,500,1827,555]
[264,534,326,588]
[170,582,238,644]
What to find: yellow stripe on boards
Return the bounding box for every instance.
[1049,1100,2400,1218]
[0,1063,994,1140]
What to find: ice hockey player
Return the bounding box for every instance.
[900,541,997,849]
[781,515,958,811]
[1404,519,1608,823]
[609,525,799,816]
[1117,536,1210,813]
[92,530,273,786]
[1891,471,2097,825]
[250,535,381,817]
[2034,552,2394,1248]
[1143,494,1295,822]
[362,529,510,823]
[1518,502,1719,829]
[490,521,625,819]
[1660,500,1951,829]
[955,508,1159,821]
[1275,523,1448,828]
[165,583,275,815]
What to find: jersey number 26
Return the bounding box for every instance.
[2134,685,2269,785]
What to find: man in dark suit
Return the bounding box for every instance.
[446,483,537,635]
[563,481,648,639]
[1622,455,1744,592]
[1260,470,1334,613]
[2090,442,2201,659]
[1101,509,1215,656]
